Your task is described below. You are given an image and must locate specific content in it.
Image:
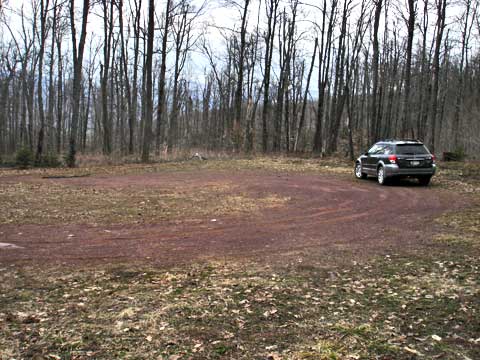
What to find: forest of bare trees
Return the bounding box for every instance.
[0,0,479,166]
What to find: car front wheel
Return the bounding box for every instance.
[377,166,387,185]
[355,162,367,179]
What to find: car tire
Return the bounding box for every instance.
[355,162,367,179]
[418,176,431,186]
[377,166,388,185]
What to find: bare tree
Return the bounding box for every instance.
[400,0,417,138]
[55,11,65,154]
[261,0,279,152]
[232,0,251,151]
[66,0,90,167]
[155,0,173,154]
[452,0,476,149]
[416,0,431,140]
[294,37,317,152]
[100,0,114,155]
[272,2,297,152]
[369,0,383,143]
[429,0,447,153]
[313,0,337,154]
[141,0,155,162]
[167,0,198,153]
[34,0,50,164]
[245,4,262,153]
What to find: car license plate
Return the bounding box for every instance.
[411,160,420,166]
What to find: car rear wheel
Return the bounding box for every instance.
[418,176,431,186]
[377,166,387,185]
[355,162,367,179]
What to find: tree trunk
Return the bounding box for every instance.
[101,0,114,155]
[294,38,317,152]
[370,0,383,143]
[56,29,63,154]
[35,0,50,164]
[141,0,155,162]
[452,0,473,149]
[156,0,172,154]
[261,0,279,153]
[429,0,447,153]
[313,0,336,154]
[400,0,416,138]
[232,0,251,151]
[66,0,90,167]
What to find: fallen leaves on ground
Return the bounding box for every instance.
[0,249,478,359]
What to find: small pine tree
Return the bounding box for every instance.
[15,148,34,169]
[40,153,62,168]
[64,150,76,168]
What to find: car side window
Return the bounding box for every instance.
[368,145,379,154]
[384,146,393,155]
[376,145,386,155]
[369,145,385,155]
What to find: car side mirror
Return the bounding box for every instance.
[364,151,369,156]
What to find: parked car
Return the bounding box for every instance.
[354,139,436,185]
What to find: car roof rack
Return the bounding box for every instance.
[380,138,422,143]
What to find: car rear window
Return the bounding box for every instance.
[396,144,430,155]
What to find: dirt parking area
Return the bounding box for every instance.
[0,162,469,266]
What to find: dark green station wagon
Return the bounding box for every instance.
[354,140,437,185]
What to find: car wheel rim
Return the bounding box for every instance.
[378,168,384,184]
[355,164,362,178]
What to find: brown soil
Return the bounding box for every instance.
[0,170,468,267]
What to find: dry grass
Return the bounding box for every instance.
[75,149,237,167]
[435,161,480,193]
[0,156,353,181]
[0,156,349,225]
[434,206,480,248]
[0,181,288,225]
[1,250,478,359]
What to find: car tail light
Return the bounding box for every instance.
[388,155,397,164]
[431,154,436,162]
